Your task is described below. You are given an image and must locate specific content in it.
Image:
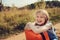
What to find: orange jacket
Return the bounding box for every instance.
[25,30,50,40]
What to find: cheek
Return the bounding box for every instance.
[36,18,40,21]
[41,18,45,23]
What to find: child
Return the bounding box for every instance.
[25,9,58,40]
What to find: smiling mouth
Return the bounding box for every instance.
[38,21,42,23]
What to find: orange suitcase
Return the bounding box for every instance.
[25,30,50,40]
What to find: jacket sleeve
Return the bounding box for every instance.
[30,22,52,33]
[24,22,31,30]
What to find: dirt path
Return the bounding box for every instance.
[3,23,60,40]
[4,32,26,40]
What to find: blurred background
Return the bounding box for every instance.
[0,0,60,40]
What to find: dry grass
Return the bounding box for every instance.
[0,9,35,29]
[0,8,60,39]
[0,8,60,28]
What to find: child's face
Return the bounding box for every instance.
[35,13,46,25]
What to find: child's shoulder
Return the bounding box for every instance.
[46,21,52,24]
[44,21,53,27]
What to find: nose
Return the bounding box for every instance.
[38,17,41,20]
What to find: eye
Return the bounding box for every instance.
[36,16,39,18]
[40,16,44,18]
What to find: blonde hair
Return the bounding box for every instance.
[33,9,50,20]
